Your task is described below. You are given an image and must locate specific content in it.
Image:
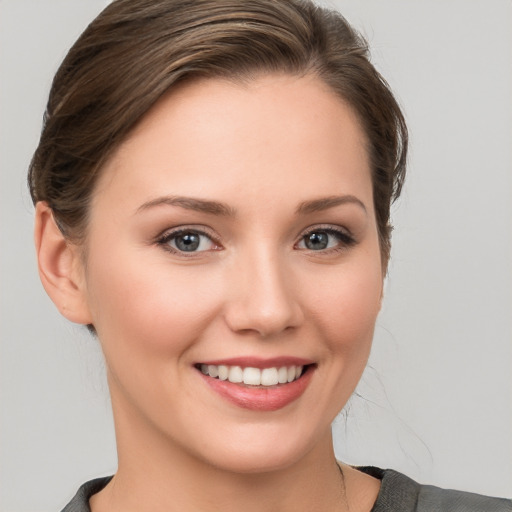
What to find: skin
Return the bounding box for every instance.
[35,74,383,511]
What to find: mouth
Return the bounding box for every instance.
[196,363,308,386]
[194,359,316,411]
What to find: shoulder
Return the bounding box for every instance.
[60,476,112,512]
[357,467,512,512]
[59,470,511,512]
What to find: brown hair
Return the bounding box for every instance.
[28,0,407,264]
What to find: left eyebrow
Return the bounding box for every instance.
[295,195,367,215]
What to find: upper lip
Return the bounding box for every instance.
[196,356,314,369]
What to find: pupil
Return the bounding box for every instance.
[176,233,200,251]
[306,232,328,250]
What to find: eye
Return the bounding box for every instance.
[296,227,355,252]
[157,229,219,254]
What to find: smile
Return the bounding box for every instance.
[199,364,304,386]
[195,359,316,411]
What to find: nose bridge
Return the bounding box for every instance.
[224,241,303,337]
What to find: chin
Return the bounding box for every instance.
[189,421,330,475]
[204,447,303,475]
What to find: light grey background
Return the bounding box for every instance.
[1,1,511,511]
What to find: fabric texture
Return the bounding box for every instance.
[60,467,511,512]
[358,467,512,512]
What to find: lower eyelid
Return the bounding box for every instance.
[294,229,357,253]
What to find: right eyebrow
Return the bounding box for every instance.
[135,195,237,217]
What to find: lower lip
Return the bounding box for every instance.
[198,366,315,411]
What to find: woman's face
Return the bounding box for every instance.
[77,74,383,472]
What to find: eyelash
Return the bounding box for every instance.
[156,227,221,257]
[296,225,356,254]
[155,225,356,256]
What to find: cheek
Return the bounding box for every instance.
[306,258,382,350]
[84,250,222,363]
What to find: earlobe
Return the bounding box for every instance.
[380,270,390,307]
[34,202,92,325]
[378,275,387,311]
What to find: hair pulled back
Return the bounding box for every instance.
[28,0,407,263]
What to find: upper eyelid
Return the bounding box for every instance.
[298,223,353,238]
[154,223,354,246]
[156,225,219,241]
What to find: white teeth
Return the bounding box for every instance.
[277,366,288,384]
[218,365,229,381]
[243,367,261,386]
[228,366,243,383]
[200,364,307,386]
[261,367,279,386]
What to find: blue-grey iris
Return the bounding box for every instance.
[175,233,200,251]
[305,232,328,250]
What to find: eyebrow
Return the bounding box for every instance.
[136,196,237,217]
[295,195,367,215]
[136,194,366,217]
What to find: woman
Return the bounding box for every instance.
[24,0,511,511]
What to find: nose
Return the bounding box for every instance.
[223,248,304,338]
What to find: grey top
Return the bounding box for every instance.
[61,467,511,512]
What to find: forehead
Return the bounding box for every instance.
[92,73,372,217]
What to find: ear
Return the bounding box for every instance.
[379,278,385,309]
[378,274,389,311]
[34,202,93,325]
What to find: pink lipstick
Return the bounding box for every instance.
[195,357,315,411]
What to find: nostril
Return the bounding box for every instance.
[224,301,304,337]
